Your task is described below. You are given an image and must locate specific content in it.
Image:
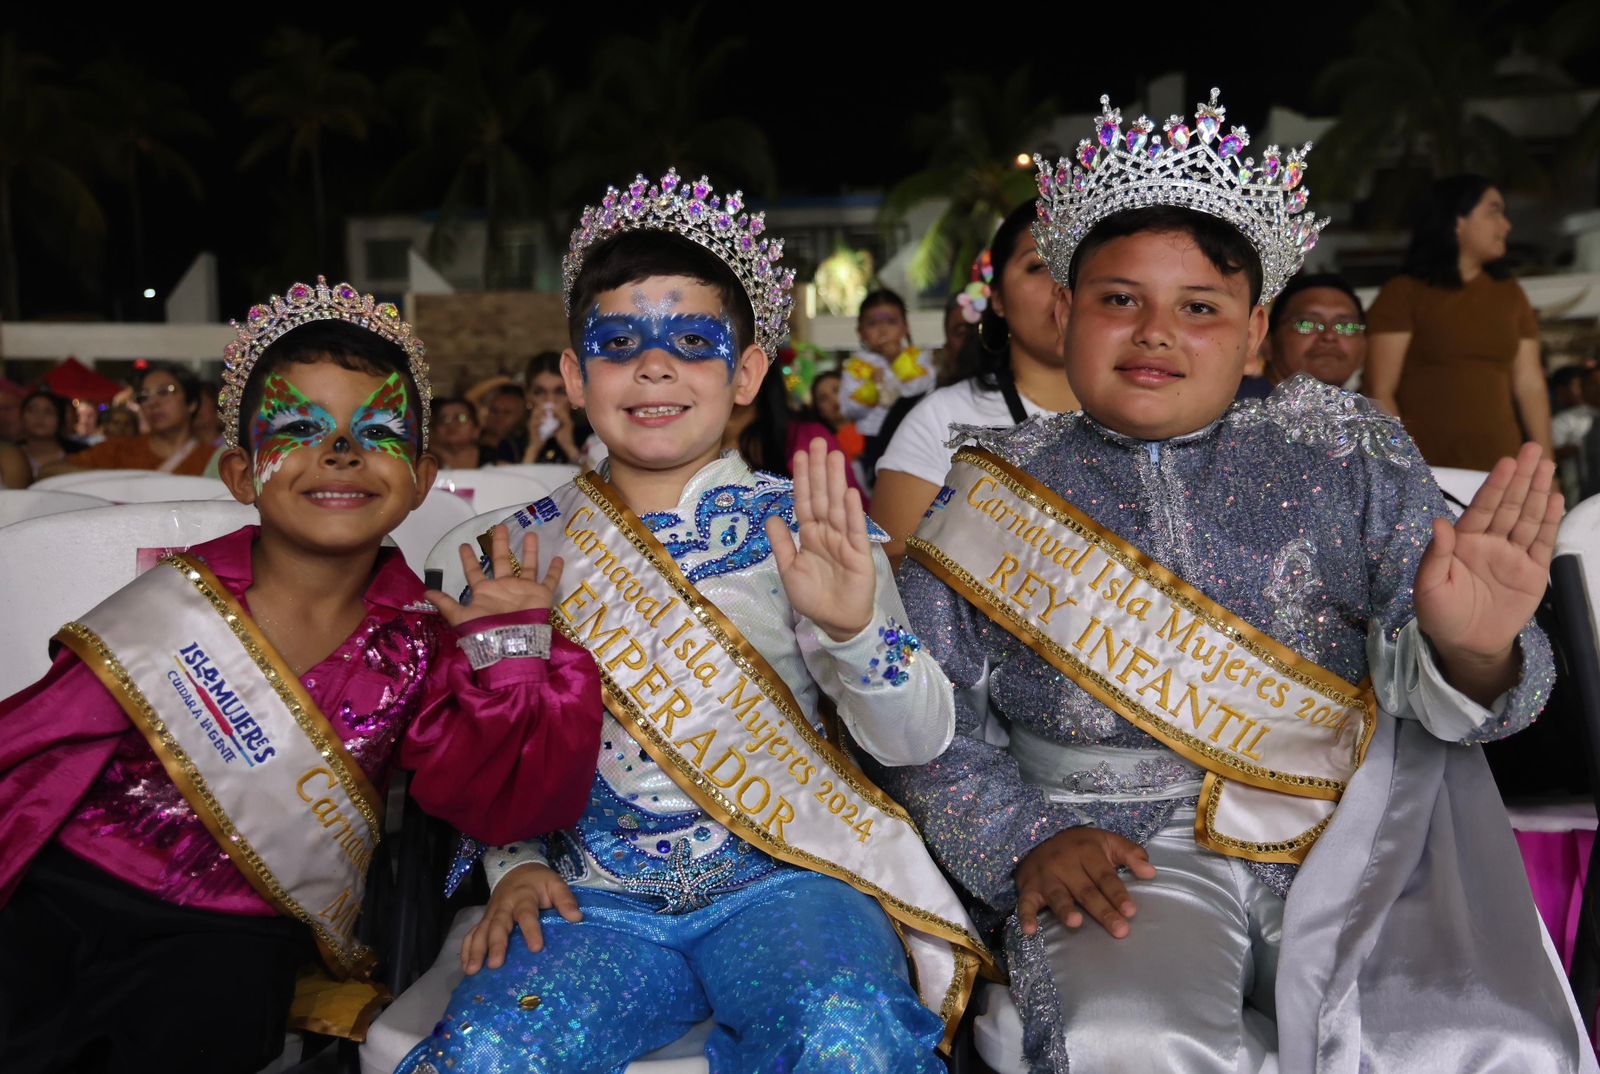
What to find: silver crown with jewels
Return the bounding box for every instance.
[562,168,796,354]
[1033,88,1328,304]
[220,276,432,451]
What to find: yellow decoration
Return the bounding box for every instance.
[891,348,930,384]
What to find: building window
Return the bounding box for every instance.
[365,239,411,282]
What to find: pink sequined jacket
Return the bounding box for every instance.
[0,526,603,915]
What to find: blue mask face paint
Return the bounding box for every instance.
[580,290,738,382]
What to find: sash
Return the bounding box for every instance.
[54,553,383,977]
[907,449,1378,864]
[495,474,993,1046]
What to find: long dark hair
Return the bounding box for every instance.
[22,389,77,449]
[1399,174,1511,288]
[523,350,563,384]
[738,365,794,476]
[806,369,842,432]
[952,201,1041,392]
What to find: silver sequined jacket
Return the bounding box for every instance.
[878,377,1554,913]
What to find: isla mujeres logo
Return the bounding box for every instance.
[167,642,278,767]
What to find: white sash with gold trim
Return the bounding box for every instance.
[497,474,993,1045]
[55,553,382,978]
[908,449,1378,864]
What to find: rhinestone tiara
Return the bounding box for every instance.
[1033,88,1328,304]
[220,276,432,450]
[561,168,796,354]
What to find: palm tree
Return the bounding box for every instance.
[80,59,208,299]
[1537,1,1600,187]
[0,34,104,320]
[881,69,1058,293]
[1312,0,1555,223]
[382,12,555,290]
[235,29,380,270]
[577,6,776,203]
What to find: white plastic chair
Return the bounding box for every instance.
[359,908,713,1074]
[0,500,259,698]
[423,510,511,599]
[490,463,581,498]
[28,470,131,492]
[422,502,569,597]
[32,472,232,503]
[1432,467,1491,517]
[432,468,549,515]
[387,489,476,578]
[0,489,111,528]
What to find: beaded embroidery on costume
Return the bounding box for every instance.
[1231,376,1413,468]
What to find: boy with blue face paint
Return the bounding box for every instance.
[0,281,603,1074]
[390,171,991,1074]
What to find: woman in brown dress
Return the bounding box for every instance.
[1364,175,1551,469]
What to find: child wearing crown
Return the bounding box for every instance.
[387,171,991,1074]
[876,91,1595,1072]
[0,285,603,1074]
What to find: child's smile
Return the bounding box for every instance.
[234,361,433,554]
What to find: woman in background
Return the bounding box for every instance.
[1365,175,1551,467]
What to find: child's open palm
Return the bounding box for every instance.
[427,525,564,626]
[1415,443,1563,690]
[765,438,875,643]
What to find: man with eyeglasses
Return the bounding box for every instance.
[1270,273,1369,385]
[1236,273,1369,399]
[38,364,216,478]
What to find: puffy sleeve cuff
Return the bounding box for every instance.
[795,551,956,766]
[483,837,553,893]
[400,611,603,845]
[1369,618,1554,744]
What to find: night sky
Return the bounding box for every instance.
[5,5,1582,319]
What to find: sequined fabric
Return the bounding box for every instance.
[395,858,945,1073]
[881,376,1554,915]
[53,532,442,913]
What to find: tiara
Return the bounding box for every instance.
[562,168,796,354]
[1032,88,1327,304]
[220,276,432,450]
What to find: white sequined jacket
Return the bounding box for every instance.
[482,454,957,906]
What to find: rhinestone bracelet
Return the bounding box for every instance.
[461,623,552,670]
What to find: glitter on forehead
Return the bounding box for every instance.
[633,289,683,322]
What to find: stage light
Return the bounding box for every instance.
[143,288,157,299]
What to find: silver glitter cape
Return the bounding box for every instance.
[876,376,1589,1072]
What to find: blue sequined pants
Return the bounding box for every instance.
[395,870,945,1074]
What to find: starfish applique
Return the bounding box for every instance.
[622,838,736,914]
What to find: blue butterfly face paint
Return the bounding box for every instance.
[251,374,338,493]
[349,372,419,479]
[580,290,738,382]
[250,371,417,493]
